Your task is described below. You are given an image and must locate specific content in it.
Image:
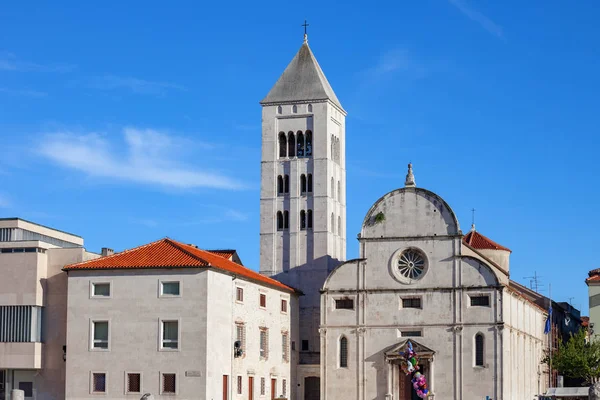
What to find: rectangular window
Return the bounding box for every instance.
[0,305,42,342]
[161,281,180,296]
[236,323,246,352]
[282,332,289,362]
[260,328,269,359]
[402,298,421,309]
[162,320,179,349]
[260,293,266,308]
[282,379,287,396]
[260,377,266,395]
[291,341,296,351]
[301,340,309,351]
[401,330,422,337]
[281,299,287,313]
[92,282,110,297]
[126,373,141,394]
[335,298,354,309]
[92,321,109,349]
[161,373,176,394]
[470,295,490,307]
[237,376,242,395]
[18,382,33,397]
[92,373,106,393]
[236,287,244,302]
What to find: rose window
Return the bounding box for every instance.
[396,250,426,281]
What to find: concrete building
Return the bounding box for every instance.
[319,167,549,400]
[63,238,298,400]
[586,269,600,342]
[259,33,346,399]
[0,218,99,400]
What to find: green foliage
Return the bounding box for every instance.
[374,212,385,224]
[544,329,600,384]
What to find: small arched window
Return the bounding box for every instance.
[307,104,313,112]
[331,135,335,159]
[305,130,312,157]
[284,175,289,194]
[340,336,348,368]
[283,211,289,230]
[279,132,287,158]
[307,210,313,229]
[288,132,295,157]
[337,181,341,203]
[331,177,335,199]
[297,132,305,157]
[277,176,284,195]
[292,105,297,113]
[307,174,313,193]
[277,105,282,114]
[331,213,335,233]
[475,334,484,366]
[300,174,307,194]
[338,216,342,237]
[277,212,284,230]
[300,210,306,230]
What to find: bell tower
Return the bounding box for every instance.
[259,33,347,389]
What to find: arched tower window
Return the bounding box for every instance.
[338,216,342,237]
[331,213,335,233]
[283,211,289,230]
[297,132,304,157]
[284,175,289,194]
[288,132,295,157]
[300,174,307,194]
[337,181,341,203]
[277,212,283,230]
[475,333,484,366]
[330,135,334,159]
[305,130,312,157]
[277,105,282,114]
[331,177,335,199]
[339,336,348,368]
[277,176,283,195]
[307,104,313,112]
[300,210,306,230]
[279,132,287,158]
[307,210,313,229]
[292,105,297,113]
[307,174,313,192]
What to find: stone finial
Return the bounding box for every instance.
[405,163,416,188]
[303,33,308,44]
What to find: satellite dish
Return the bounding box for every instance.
[565,317,571,326]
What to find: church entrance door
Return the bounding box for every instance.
[398,366,427,400]
[304,377,320,400]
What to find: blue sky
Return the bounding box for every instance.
[1,1,598,313]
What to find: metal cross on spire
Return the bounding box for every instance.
[471,208,476,231]
[302,20,309,43]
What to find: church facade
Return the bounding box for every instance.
[260,36,549,400]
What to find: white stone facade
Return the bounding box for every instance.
[65,268,295,400]
[320,186,548,400]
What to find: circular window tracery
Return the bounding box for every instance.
[390,248,428,284]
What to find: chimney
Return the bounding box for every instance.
[101,247,114,257]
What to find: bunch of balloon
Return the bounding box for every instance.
[411,372,429,398]
[400,341,420,375]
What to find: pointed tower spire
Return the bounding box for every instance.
[405,163,416,188]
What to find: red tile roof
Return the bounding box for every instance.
[207,250,236,259]
[586,268,600,283]
[582,316,590,327]
[64,238,295,293]
[463,230,511,252]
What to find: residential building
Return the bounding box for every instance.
[587,269,600,341]
[63,238,298,400]
[319,166,549,400]
[259,32,346,399]
[0,218,99,400]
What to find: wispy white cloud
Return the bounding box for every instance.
[0,87,47,97]
[37,127,245,190]
[87,75,187,95]
[0,52,76,72]
[449,0,504,39]
[364,49,427,82]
